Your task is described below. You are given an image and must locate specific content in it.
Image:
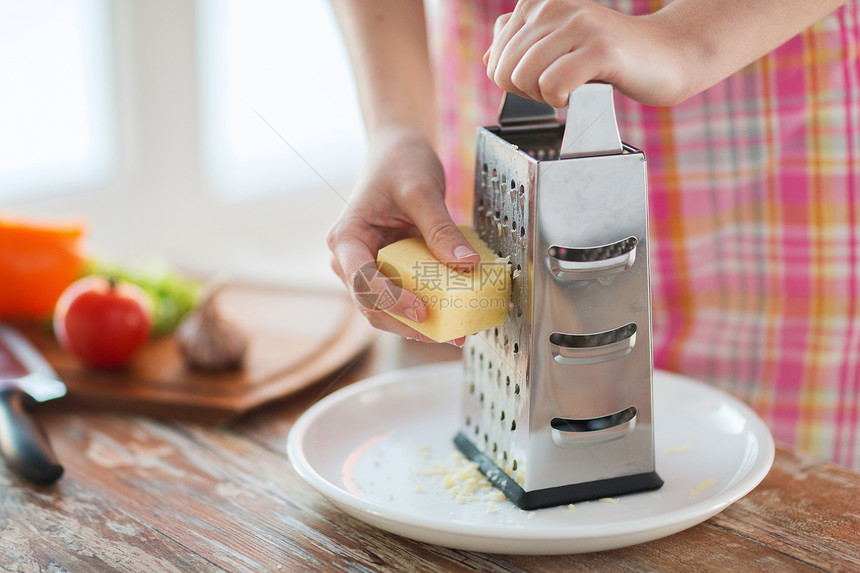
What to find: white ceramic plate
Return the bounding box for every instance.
[287,362,774,554]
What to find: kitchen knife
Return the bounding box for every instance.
[0,324,66,485]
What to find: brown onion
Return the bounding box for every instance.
[175,285,247,371]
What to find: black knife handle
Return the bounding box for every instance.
[0,388,63,485]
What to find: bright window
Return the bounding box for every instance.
[0,0,115,201]
[197,0,366,202]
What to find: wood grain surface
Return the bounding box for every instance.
[2,333,859,572]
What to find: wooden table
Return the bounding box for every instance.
[2,333,859,572]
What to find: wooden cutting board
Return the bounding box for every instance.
[17,284,378,423]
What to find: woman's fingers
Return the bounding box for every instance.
[494,11,512,39]
[484,12,512,66]
[398,186,481,273]
[357,306,436,342]
[362,309,465,347]
[326,129,479,346]
[485,11,523,79]
[490,20,556,97]
[485,0,688,107]
[327,222,428,323]
[538,47,601,108]
[330,255,346,282]
[510,32,570,100]
[485,0,623,107]
[333,255,464,347]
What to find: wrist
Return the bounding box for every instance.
[366,124,436,151]
[638,9,700,106]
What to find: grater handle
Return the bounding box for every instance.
[498,93,557,127]
[497,85,624,158]
[559,84,623,158]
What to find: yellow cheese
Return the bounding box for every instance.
[376,226,511,342]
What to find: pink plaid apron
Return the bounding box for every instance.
[432,0,860,469]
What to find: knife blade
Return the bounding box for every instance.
[0,324,66,485]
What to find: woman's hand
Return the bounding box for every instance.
[486,0,847,108]
[326,128,479,345]
[484,0,689,108]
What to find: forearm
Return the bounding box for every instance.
[331,0,437,145]
[655,0,848,100]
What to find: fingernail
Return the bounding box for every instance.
[454,245,478,260]
[404,308,419,322]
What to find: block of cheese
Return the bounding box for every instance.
[376,226,511,342]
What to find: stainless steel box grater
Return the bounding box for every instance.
[454,85,663,510]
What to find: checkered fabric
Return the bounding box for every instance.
[432,0,860,469]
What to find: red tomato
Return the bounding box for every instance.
[53,276,154,369]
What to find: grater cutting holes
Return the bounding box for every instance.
[455,85,663,510]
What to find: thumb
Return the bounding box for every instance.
[494,12,512,39]
[401,196,481,271]
[484,12,512,65]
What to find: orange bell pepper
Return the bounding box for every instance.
[0,212,87,319]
